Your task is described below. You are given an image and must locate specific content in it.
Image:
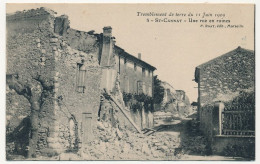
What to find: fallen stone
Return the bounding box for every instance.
[152,139,160,143]
[154,142,162,146]
[97,121,105,131]
[157,145,168,152]
[141,143,150,155]
[116,128,123,139]
[50,38,58,43]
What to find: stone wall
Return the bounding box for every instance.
[6,8,101,157]
[212,135,255,158]
[194,47,255,157]
[195,47,254,124]
[6,8,57,156]
[195,47,254,109]
[48,35,101,153]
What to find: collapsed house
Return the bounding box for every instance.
[194,47,255,158]
[6,8,156,158]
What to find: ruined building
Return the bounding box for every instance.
[194,47,255,157]
[6,8,156,158]
[100,26,156,95]
[99,26,156,132]
[155,81,191,116]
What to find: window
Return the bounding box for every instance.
[134,63,137,71]
[137,81,143,94]
[142,68,145,77]
[148,70,151,77]
[77,63,86,93]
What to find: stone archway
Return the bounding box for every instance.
[68,115,79,151]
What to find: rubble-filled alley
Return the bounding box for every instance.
[8,112,242,161]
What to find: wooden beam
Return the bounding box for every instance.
[106,91,142,133]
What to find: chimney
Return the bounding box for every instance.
[100,26,114,91]
[138,53,141,60]
[103,26,112,37]
[54,15,69,36]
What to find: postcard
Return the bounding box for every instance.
[5,3,255,161]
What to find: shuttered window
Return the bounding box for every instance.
[77,63,86,93]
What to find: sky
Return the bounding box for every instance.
[6,3,255,102]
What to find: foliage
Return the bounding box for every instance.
[122,92,133,104]
[153,75,164,104]
[122,92,154,113]
[224,91,255,111]
[134,93,152,103]
[131,102,143,113]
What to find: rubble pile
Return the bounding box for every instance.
[79,121,181,160]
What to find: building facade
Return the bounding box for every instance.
[6,8,102,156]
[99,26,156,131]
[195,47,255,121]
[194,47,255,157]
[100,26,156,96]
[6,8,157,157]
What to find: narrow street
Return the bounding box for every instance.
[8,112,248,161]
[152,112,245,160]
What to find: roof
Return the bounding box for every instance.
[194,46,254,82]
[114,45,156,71]
[196,46,254,69]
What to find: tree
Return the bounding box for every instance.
[153,75,164,104]
[6,73,54,158]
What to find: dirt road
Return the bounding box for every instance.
[153,113,244,160]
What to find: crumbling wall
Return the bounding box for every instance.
[54,15,101,61]
[6,8,57,156]
[156,83,191,117]
[47,34,101,153]
[6,8,101,157]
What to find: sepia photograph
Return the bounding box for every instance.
[4,2,255,161]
